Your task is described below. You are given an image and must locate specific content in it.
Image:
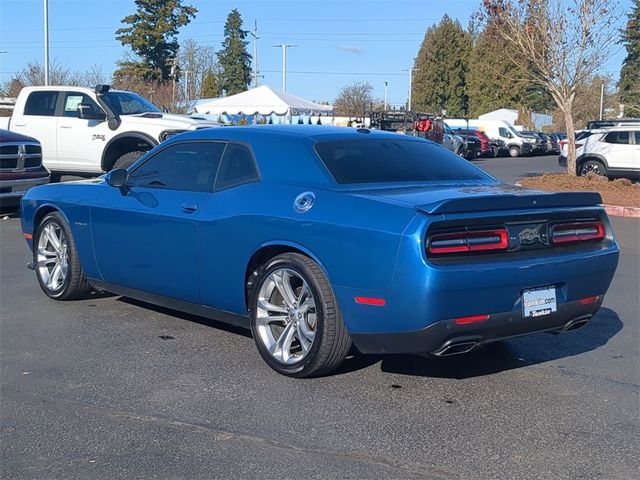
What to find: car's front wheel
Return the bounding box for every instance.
[34,212,91,300]
[250,253,351,377]
[508,145,520,157]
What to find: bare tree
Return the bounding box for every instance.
[334,81,376,117]
[480,0,621,175]
[76,64,107,88]
[178,39,218,103]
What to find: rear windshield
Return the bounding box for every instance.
[314,138,490,184]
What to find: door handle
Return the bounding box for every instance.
[13,123,26,127]
[60,125,72,129]
[181,203,198,213]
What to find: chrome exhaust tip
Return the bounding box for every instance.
[433,340,479,357]
[563,317,591,332]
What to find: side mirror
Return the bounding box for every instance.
[78,103,106,121]
[105,168,128,188]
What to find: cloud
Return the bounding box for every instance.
[337,45,363,55]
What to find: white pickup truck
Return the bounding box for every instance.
[1,85,219,178]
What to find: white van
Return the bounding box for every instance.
[445,118,536,157]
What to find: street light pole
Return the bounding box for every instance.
[248,21,259,88]
[402,68,420,111]
[384,81,388,110]
[273,44,297,92]
[43,0,49,86]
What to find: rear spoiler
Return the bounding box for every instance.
[417,191,603,215]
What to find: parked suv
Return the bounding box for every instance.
[559,126,639,179]
[0,129,49,205]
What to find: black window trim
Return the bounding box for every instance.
[126,139,261,193]
[213,140,261,192]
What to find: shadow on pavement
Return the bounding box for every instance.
[337,307,623,379]
[117,296,253,339]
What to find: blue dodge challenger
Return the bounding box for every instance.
[21,126,619,377]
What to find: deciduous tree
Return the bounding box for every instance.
[480,0,621,175]
[334,81,376,117]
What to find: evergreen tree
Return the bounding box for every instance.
[412,15,472,116]
[619,0,640,117]
[200,69,222,98]
[217,9,252,96]
[467,22,518,117]
[115,0,197,81]
[467,21,554,117]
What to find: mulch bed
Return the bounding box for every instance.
[519,173,640,208]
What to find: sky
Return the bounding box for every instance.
[0,0,633,107]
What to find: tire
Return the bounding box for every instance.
[579,159,607,177]
[49,172,63,183]
[34,212,91,300]
[508,145,521,157]
[112,150,145,170]
[249,252,351,378]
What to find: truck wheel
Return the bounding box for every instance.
[112,151,145,170]
[508,146,521,157]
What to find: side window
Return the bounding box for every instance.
[62,92,102,118]
[215,143,259,190]
[499,127,509,137]
[603,131,630,145]
[23,91,58,116]
[128,142,226,192]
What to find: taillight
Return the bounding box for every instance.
[428,228,509,255]
[551,222,604,244]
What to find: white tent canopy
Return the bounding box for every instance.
[193,85,332,116]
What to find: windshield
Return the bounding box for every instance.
[508,126,524,138]
[314,138,491,185]
[101,91,161,115]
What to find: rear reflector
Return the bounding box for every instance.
[428,228,508,255]
[23,233,32,240]
[354,296,386,306]
[455,314,489,325]
[579,295,599,304]
[551,222,604,244]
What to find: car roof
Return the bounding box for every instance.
[173,125,432,188]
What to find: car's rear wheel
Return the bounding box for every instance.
[250,253,351,377]
[579,159,607,177]
[34,212,91,300]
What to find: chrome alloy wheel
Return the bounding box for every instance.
[255,268,317,365]
[580,163,603,176]
[36,222,69,292]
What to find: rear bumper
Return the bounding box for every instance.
[351,298,602,355]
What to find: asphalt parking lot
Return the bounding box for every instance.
[1,155,638,480]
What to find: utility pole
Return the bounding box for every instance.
[402,68,420,111]
[184,70,192,103]
[248,20,259,88]
[384,81,388,110]
[273,44,297,92]
[599,83,605,120]
[43,0,49,85]
[168,58,178,108]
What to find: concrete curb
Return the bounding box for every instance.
[513,182,639,218]
[602,205,640,218]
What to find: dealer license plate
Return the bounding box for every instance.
[522,286,557,318]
